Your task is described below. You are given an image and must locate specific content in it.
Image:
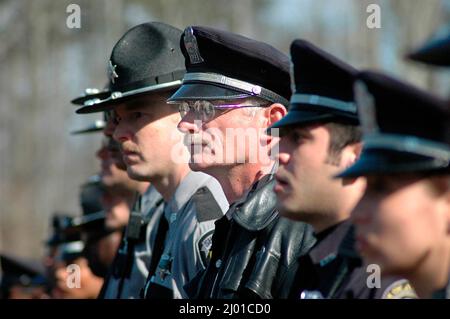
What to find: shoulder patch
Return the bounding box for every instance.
[382,279,418,299]
[197,229,214,268]
[192,186,224,222]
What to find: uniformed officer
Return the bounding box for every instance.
[175,26,314,299]
[269,40,416,299]
[76,178,122,278]
[51,234,104,299]
[338,70,450,299]
[50,178,126,299]
[72,85,161,299]
[48,212,103,298]
[76,22,229,299]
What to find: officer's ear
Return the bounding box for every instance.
[340,142,363,170]
[263,103,287,127]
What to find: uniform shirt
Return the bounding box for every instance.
[188,174,315,299]
[142,171,229,299]
[289,220,417,299]
[101,186,164,299]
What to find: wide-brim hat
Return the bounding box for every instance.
[76,22,186,114]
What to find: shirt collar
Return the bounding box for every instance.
[164,171,212,220]
[308,219,352,265]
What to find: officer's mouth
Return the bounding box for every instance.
[122,151,140,163]
[274,174,290,194]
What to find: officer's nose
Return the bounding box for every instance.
[103,117,116,138]
[178,112,201,134]
[276,138,291,165]
[113,120,131,143]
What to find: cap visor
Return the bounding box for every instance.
[168,82,252,102]
[336,149,444,178]
[267,110,335,134]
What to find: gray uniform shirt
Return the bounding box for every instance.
[143,171,229,299]
[103,186,164,299]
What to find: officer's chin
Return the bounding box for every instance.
[188,160,212,172]
[276,202,302,221]
[126,167,148,182]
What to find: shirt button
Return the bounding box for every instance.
[215,259,222,268]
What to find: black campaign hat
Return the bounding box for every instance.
[168,26,291,106]
[270,39,358,132]
[407,25,450,66]
[72,178,110,237]
[76,22,186,114]
[71,86,111,106]
[45,214,81,247]
[338,70,450,178]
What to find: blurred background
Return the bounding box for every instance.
[0,0,449,259]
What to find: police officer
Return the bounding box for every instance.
[72,85,161,299]
[76,22,229,299]
[51,178,126,299]
[76,178,122,278]
[270,40,416,299]
[338,71,450,299]
[51,233,103,299]
[175,26,314,299]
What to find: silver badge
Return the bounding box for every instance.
[354,80,379,135]
[184,27,204,64]
[108,60,119,84]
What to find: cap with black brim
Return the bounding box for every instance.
[268,39,359,135]
[337,70,450,178]
[268,99,359,134]
[169,26,292,107]
[337,138,450,178]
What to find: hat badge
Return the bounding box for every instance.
[108,60,119,84]
[184,27,204,64]
[354,80,379,135]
